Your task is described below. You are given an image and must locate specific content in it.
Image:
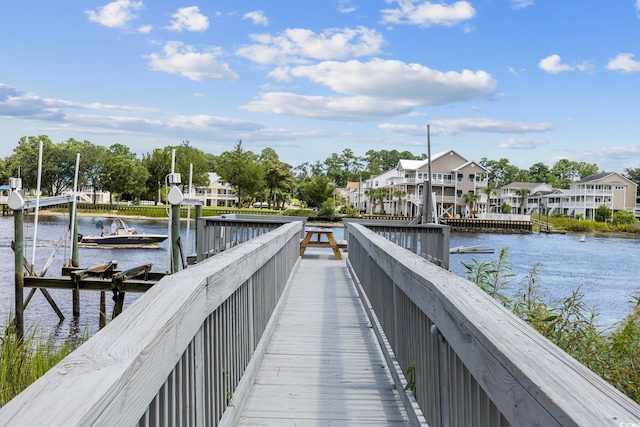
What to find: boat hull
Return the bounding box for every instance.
[79,234,168,248]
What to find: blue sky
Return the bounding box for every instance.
[1,0,639,173]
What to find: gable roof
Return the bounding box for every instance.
[502,182,549,190]
[452,161,488,172]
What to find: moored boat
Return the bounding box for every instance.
[79,217,168,248]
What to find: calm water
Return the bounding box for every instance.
[0,216,638,342]
[0,214,189,340]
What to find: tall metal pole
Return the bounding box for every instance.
[171,204,181,274]
[14,207,24,340]
[422,125,433,224]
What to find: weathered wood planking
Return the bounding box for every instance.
[347,223,640,426]
[235,256,413,426]
[0,221,302,427]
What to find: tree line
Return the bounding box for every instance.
[1,135,638,210]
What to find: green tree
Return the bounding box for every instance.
[0,157,7,185]
[216,140,264,207]
[550,159,579,188]
[483,183,496,213]
[261,148,296,209]
[393,189,406,215]
[594,205,612,222]
[101,144,149,202]
[142,148,171,204]
[364,149,420,176]
[301,175,335,208]
[479,157,522,188]
[7,136,58,195]
[463,191,480,214]
[77,140,108,204]
[623,167,640,195]
[173,141,210,192]
[575,162,599,180]
[515,188,531,214]
[501,201,512,214]
[528,162,552,183]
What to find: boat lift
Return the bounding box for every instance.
[7,146,202,339]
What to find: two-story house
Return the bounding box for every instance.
[499,182,553,214]
[195,172,238,207]
[362,150,488,218]
[565,172,637,220]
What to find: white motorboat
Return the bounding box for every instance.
[79,217,168,248]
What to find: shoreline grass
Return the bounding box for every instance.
[464,248,640,404]
[0,321,84,407]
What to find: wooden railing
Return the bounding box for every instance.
[346,223,640,426]
[196,214,306,262]
[343,219,450,269]
[0,221,303,427]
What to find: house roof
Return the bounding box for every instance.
[502,182,548,190]
[345,181,359,189]
[452,161,488,172]
[397,159,428,170]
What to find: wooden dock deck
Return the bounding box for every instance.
[237,252,412,426]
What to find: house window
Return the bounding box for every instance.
[457,173,463,182]
[469,174,475,182]
[443,174,452,181]
[456,190,462,198]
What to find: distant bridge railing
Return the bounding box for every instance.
[346,222,640,426]
[343,219,450,270]
[196,214,306,262]
[0,221,303,427]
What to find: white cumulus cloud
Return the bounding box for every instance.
[243,93,415,121]
[85,0,143,28]
[273,59,497,106]
[166,6,209,32]
[431,118,554,135]
[381,0,476,27]
[511,0,534,9]
[145,42,239,81]
[338,0,357,13]
[244,59,497,121]
[499,137,548,149]
[236,26,385,64]
[243,10,269,26]
[539,54,574,74]
[606,53,640,73]
[379,123,428,136]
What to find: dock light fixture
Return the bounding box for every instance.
[9,177,22,190]
[167,173,181,185]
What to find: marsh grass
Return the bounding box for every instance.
[464,249,640,404]
[0,321,84,407]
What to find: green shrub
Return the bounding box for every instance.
[612,210,637,226]
[464,249,640,404]
[595,205,612,222]
[318,198,336,217]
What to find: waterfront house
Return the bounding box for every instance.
[359,150,488,218]
[565,172,637,220]
[500,182,553,214]
[195,172,238,207]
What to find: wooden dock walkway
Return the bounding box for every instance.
[237,252,412,426]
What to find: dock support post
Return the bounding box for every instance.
[171,204,181,274]
[194,204,202,255]
[14,208,24,340]
[69,206,80,318]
